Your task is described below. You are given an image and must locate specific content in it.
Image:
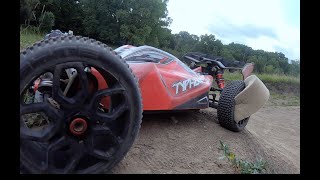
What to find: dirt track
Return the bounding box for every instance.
[110,105,300,174]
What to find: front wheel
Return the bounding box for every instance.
[217,80,249,132]
[20,35,143,173]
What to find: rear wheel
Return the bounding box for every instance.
[217,80,249,132]
[20,36,142,173]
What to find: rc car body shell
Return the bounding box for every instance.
[128,58,213,110]
[94,45,213,110]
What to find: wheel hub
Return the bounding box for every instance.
[69,118,88,136]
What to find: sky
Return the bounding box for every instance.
[167,0,300,60]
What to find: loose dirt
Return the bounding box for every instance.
[110,105,300,174]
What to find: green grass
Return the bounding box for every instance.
[223,71,243,81]
[20,26,119,51]
[21,33,119,51]
[257,73,300,85]
[223,71,300,85]
[20,26,45,50]
[218,140,267,174]
[20,30,44,50]
[269,92,300,106]
[223,71,300,106]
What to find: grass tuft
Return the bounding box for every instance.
[20,26,45,50]
[218,140,267,174]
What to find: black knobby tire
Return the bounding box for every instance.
[217,80,249,132]
[20,36,143,174]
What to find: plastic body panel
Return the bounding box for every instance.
[128,61,213,110]
[93,45,213,110]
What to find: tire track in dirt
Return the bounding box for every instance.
[110,106,300,174]
[246,106,300,173]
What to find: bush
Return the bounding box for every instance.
[39,11,55,32]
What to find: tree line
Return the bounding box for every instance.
[20,0,300,76]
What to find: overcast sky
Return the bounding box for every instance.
[167,0,300,60]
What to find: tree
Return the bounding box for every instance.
[20,0,41,26]
[46,0,85,34]
[288,60,300,76]
[196,34,223,56]
[20,0,296,75]
[157,27,173,48]
[248,56,266,73]
[39,11,55,32]
[20,0,32,24]
[173,31,199,53]
[220,47,235,60]
[227,43,253,62]
[81,0,171,45]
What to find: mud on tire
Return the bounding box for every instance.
[20,35,143,173]
[217,80,249,132]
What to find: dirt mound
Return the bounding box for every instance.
[264,82,300,96]
[109,106,300,174]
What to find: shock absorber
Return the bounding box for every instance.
[215,70,225,89]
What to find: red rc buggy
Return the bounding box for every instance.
[20,32,269,173]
